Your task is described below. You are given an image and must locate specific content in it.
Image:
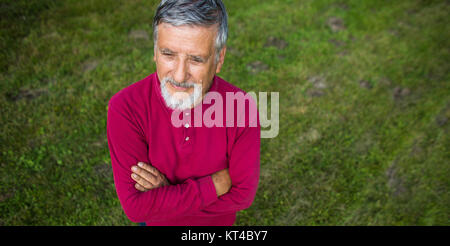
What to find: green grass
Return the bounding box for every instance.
[1,0,449,225]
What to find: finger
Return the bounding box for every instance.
[135,183,147,192]
[132,165,158,185]
[131,172,154,190]
[137,162,169,186]
[138,162,160,176]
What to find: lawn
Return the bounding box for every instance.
[0,0,449,225]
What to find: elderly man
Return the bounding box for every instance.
[107,0,260,226]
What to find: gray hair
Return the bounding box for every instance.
[152,0,228,63]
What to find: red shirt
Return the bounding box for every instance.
[107,72,260,226]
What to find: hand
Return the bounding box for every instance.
[211,168,232,197]
[131,162,170,192]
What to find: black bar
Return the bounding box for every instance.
[0,226,446,244]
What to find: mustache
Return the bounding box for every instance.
[163,77,196,88]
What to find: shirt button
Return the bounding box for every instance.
[184,123,190,128]
[185,112,190,116]
[185,136,190,141]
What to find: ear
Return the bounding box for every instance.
[215,46,227,74]
[153,46,157,62]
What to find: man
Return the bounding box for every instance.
[107,0,260,226]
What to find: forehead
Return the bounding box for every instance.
[156,22,217,56]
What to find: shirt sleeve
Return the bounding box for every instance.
[107,98,218,223]
[190,113,261,217]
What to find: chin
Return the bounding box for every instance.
[160,78,203,110]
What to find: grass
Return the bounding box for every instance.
[1,0,449,225]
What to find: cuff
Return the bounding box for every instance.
[197,175,219,208]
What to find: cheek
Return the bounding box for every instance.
[156,57,172,69]
[190,63,216,80]
[156,59,174,75]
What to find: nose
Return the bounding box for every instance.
[173,58,189,83]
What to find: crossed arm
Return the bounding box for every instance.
[130,161,232,197]
[107,99,260,222]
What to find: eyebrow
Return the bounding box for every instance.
[188,54,206,63]
[160,48,174,54]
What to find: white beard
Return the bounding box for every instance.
[160,77,202,110]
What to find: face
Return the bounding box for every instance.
[154,22,226,110]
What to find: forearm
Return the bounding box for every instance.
[115,174,217,222]
[190,165,259,216]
